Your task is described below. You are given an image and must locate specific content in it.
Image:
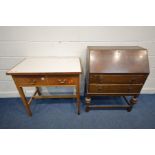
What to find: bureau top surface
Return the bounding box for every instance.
[88,46,146,50]
[7,57,81,75]
[88,46,149,74]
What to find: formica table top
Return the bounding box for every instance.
[7,57,82,75]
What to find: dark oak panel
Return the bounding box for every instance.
[88,84,143,94]
[89,74,147,84]
[89,48,149,74]
[85,46,150,112]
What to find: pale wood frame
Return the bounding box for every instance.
[6,58,82,116]
[11,74,81,116]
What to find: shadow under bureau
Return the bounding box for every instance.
[85,46,150,112]
[6,57,82,116]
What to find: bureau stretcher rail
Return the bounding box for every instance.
[85,96,133,112]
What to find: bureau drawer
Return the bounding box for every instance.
[89,74,147,84]
[14,75,48,86]
[88,84,143,93]
[47,75,78,85]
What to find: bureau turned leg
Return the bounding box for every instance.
[16,86,32,116]
[130,96,138,105]
[85,97,91,112]
[127,95,138,112]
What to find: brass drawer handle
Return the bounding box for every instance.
[41,77,45,81]
[30,79,36,85]
[97,86,103,91]
[130,79,136,83]
[98,76,104,83]
[90,76,94,79]
[60,81,65,84]
[58,79,66,84]
[128,87,132,92]
[90,76,97,79]
[99,79,104,83]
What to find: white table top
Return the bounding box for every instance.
[7,57,81,74]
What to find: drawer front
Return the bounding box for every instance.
[47,75,78,85]
[14,75,78,86]
[89,74,147,84]
[88,84,143,93]
[14,75,48,86]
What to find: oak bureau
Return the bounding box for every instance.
[85,46,149,112]
[7,57,82,116]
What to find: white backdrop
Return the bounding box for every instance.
[0,26,155,97]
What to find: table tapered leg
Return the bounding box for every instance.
[36,87,41,96]
[76,77,80,115]
[16,86,32,116]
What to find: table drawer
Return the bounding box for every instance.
[89,74,147,84]
[14,75,78,86]
[14,75,48,86]
[88,84,143,93]
[47,75,78,85]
